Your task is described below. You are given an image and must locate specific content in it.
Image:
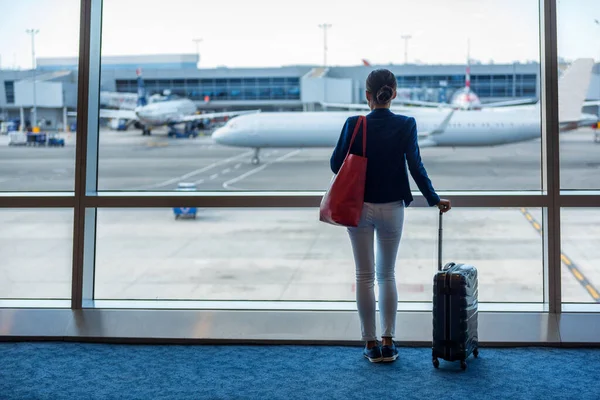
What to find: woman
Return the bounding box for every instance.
[330,68,451,363]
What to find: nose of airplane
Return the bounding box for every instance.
[212,125,232,145]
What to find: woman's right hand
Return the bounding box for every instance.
[437,199,451,213]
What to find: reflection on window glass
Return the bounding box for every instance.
[558,0,600,190]
[561,208,600,304]
[95,0,543,191]
[0,209,73,299]
[0,0,80,192]
[94,208,543,303]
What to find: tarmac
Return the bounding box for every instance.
[0,127,598,304]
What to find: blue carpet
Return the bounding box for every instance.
[0,343,599,400]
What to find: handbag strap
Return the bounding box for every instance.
[347,116,367,157]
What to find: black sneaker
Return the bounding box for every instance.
[381,343,398,362]
[363,344,383,363]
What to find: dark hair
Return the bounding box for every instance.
[366,69,397,105]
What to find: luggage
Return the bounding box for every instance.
[432,211,479,370]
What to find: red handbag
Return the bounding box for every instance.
[319,116,367,227]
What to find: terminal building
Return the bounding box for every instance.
[1,53,599,130]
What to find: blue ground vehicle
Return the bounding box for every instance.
[167,122,199,139]
[26,133,47,146]
[173,182,197,219]
[48,133,65,147]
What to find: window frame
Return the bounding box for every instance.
[0,0,598,316]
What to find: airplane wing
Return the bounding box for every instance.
[319,102,453,138]
[395,99,448,108]
[99,108,138,121]
[320,102,371,111]
[181,110,261,122]
[481,98,538,108]
[321,102,413,112]
[323,99,458,110]
[418,110,454,138]
[584,100,600,107]
[398,98,539,109]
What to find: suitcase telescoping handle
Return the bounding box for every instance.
[438,210,443,271]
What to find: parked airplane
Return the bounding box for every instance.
[99,69,259,135]
[212,59,597,165]
[396,42,537,110]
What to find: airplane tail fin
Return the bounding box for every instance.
[136,68,147,107]
[558,58,594,123]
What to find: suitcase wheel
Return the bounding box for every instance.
[473,348,479,358]
[432,357,439,369]
[460,360,467,371]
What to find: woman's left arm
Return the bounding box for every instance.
[330,117,353,174]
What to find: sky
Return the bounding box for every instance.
[0,0,598,70]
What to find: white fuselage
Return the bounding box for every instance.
[134,99,198,127]
[212,107,543,149]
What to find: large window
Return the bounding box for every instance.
[0,0,80,192]
[95,0,542,192]
[561,209,600,304]
[0,209,73,300]
[1,0,597,326]
[558,0,600,309]
[93,207,543,303]
[558,0,600,190]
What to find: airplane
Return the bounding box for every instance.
[212,58,598,165]
[98,69,259,136]
[348,42,537,111]
[399,41,538,110]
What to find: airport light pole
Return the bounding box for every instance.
[26,28,39,128]
[318,23,332,67]
[193,38,203,68]
[401,34,412,64]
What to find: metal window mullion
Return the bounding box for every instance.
[71,0,91,309]
[72,0,102,309]
[559,195,600,207]
[540,0,561,313]
[81,193,550,209]
[0,195,75,208]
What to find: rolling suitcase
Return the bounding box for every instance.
[432,211,479,370]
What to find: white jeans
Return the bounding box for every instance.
[347,201,405,341]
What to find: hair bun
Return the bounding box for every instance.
[376,85,393,103]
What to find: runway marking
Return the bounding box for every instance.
[222,168,231,174]
[196,179,205,185]
[520,208,600,303]
[209,174,219,180]
[222,149,302,190]
[234,164,242,170]
[587,285,600,300]
[137,150,253,190]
